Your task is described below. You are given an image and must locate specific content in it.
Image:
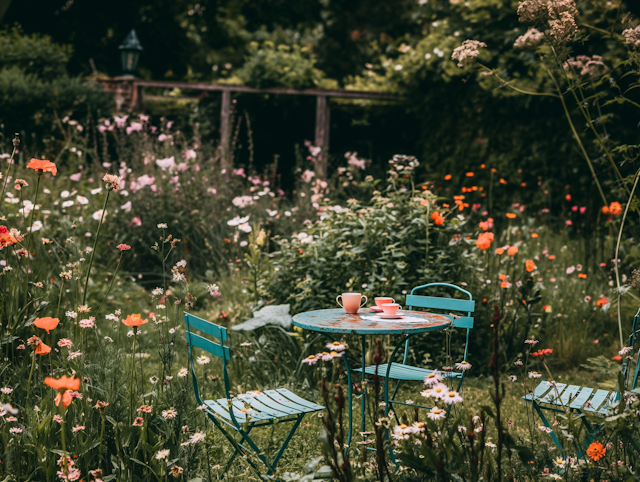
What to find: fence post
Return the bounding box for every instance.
[314,95,330,179]
[220,89,232,168]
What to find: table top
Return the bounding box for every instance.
[292,308,451,335]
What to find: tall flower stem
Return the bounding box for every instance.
[25,350,36,407]
[23,171,42,307]
[81,188,111,306]
[0,135,19,215]
[129,330,137,425]
[56,280,65,319]
[614,168,640,348]
[95,253,123,320]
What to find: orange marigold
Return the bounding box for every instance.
[430,212,445,226]
[586,441,606,461]
[26,159,57,176]
[476,232,494,250]
[609,202,622,216]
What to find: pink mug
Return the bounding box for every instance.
[381,303,402,315]
[337,293,368,314]
[375,297,395,308]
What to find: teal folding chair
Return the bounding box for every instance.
[355,282,475,414]
[523,306,640,455]
[184,312,324,478]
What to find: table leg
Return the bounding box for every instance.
[361,335,366,435]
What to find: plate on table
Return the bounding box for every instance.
[370,307,384,312]
[379,313,405,319]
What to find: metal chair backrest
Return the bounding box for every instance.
[404,282,475,365]
[184,312,233,405]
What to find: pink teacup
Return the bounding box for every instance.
[374,297,395,308]
[381,303,402,316]
[337,293,368,314]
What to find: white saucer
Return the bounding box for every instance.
[379,313,405,319]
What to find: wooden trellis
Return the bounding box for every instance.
[99,77,401,178]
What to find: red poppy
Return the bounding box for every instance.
[33,316,60,334]
[26,159,57,176]
[122,314,148,328]
[55,390,73,408]
[45,375,81,391]
[35,342,51,355]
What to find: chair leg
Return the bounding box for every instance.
[213,422,264,479]
[272,414,305,469]
[533,402,563,453]
[238,428,278,475]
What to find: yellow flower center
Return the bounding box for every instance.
[433,409,441,414]
[448,392,456,397]
[307,355,315,359]
[400,424,408,429]
[330,351,338,355]
[435,388,443,393]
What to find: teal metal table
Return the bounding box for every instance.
[292,308,450,447]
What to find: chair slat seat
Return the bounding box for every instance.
[523,380,618,415]
[354,363,462,381]
[206,389,323,424]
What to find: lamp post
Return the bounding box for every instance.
[118,30,143,77]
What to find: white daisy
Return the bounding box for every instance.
[427,407,447,420]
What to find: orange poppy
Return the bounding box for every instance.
[578,273,587,279]
[612,355,622,362]
[122,313,149,328]
[548,255,556,260]
[45,375,81,391]
[609,202,622,216]
[565,194,571,202]
[26,159,57,176]
[430,212,444,226]
[495,247,504,255]
[500,281,509,288]
[35,342,51,355]
[531,233,538,238]
[525,260,535,272]
[586,441,606,461]
[55,390,73,408]
[420,198,429,206]
[444,174,452,180]
[498,274,507,280]
[596,297,609,307]
[506,213,517,219]
[499,178,506,184]
[602,205,609,214]
[480,164,485,169]
[33,316,60,334]
[465,172,474,177]
[476,232,494,250]
[507,246,519,256]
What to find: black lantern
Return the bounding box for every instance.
[119,30,143,77]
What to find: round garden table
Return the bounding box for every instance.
[292,307,451,448]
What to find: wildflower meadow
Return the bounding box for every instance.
[2,0,640,481]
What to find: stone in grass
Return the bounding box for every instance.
[231,304,292,331]
[313,465,333,479]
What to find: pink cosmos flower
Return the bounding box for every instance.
[117,244,131,251]
[69,173,82,181]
